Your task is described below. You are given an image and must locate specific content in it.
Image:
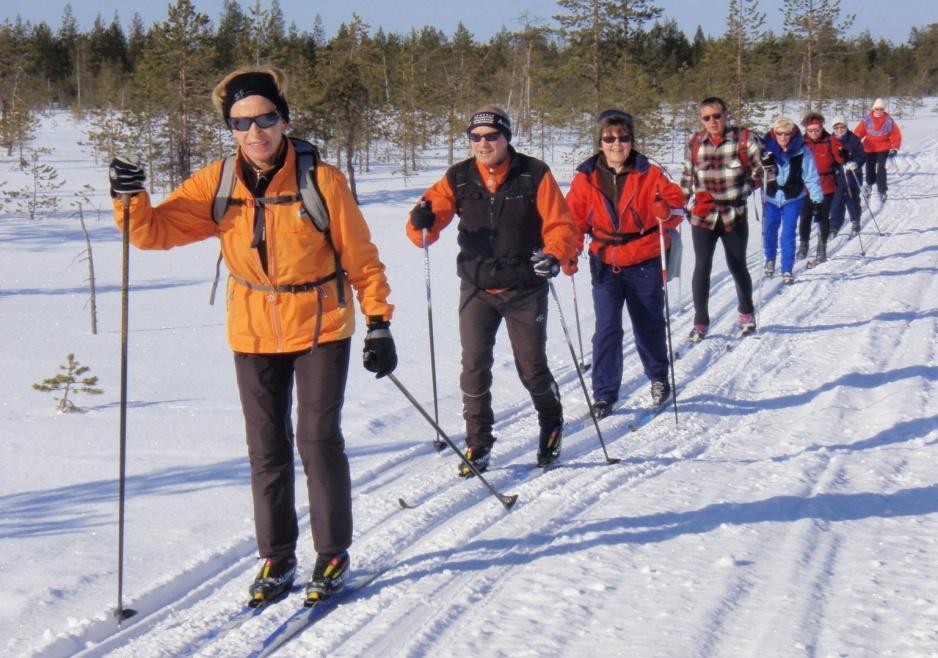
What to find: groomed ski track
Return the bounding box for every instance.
[38,133,938,658]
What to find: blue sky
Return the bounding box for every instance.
[4,0,934,45]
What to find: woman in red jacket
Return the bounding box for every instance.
[798,112,844,264]
[854,98,902,202]
[566,110,685,418]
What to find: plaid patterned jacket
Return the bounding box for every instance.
[680,127,764,231]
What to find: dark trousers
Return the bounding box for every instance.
[691,219,754,326]
[830,171,862,233]
[234,339,352,559]
[865,150,889,194]
[590,256,668,403]
[798,193,833,246]
[458,282,562,449]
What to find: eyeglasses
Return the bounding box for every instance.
[701,113,723,122]
[468,132,502,143]
[227,111,280,131]
[805,126,822,132]
[601,135,633,144]
[775,131,793,137]
[833,125,847,130]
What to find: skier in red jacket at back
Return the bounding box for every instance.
[853,98,902,203]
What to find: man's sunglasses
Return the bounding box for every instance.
[227,111,280,131]
[701,113,723,122]
[601,135,633,144]
[468,132,502,142]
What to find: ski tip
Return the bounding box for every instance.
[500,494,519,510]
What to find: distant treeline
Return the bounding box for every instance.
[2,0,936,197]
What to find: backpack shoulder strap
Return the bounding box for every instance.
[212,154,238,224]
[689,130,707,166]
[291,137,330,232]
[738,127,751,170]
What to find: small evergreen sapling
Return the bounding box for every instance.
[33,353,103,413]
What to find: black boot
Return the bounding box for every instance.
[815,240,827,264]
[796,242,808,260]
[249,555,297,607]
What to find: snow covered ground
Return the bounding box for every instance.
[2,105,937,657]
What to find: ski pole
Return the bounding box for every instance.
[116,194,137,624]
[422,226,445,452]
[656,219,679,426]
[387,373,518,509]
[843,170,866,256]
[570,271,590,371]
[547,279,621,464]
[850,169,885,236]
[752,187,766,326]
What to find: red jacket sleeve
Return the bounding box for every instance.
[536,169,580,264]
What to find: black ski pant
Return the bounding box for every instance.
[864,150,890,195]
[691,218,754,327]
[458,282,562,451]
[234,339,352,561]
[798,192,833,248]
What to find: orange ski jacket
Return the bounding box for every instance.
[112,139,393,354]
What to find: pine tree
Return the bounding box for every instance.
[33,354,103,413]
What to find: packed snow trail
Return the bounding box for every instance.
[4,114,937,658]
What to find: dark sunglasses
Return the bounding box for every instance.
[227,111,280,131]
[701,113,723,122]
[775,131,793,137]
[601,135,633,144]
[468,132,502,143]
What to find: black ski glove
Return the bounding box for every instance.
[410,200,435,230]
[531,251,560,278]
[109,156,146,197]
[811,201,823,216]
[362,318,397,378]
[888,149,898,158]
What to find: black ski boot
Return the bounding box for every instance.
[688,324,708,344]
[536,425,563,467]
[248,555,297,608]
[849,220,860,237]
[650,380,671,407]
[458,445,491,477]
[796,242,808,260]
[305,551,349,607]
[592,400,613,419]
[816,240,827,264]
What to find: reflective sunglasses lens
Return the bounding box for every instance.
[254,112,280,128]
[701,113,723,122]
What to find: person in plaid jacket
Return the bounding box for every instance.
[680,96,764,343]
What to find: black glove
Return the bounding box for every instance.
[888,149,898,158]
[109,156,146,197]
[760,152,777,183]
[811,201,823,215]
[531,251,560,278]
[410,200,435,230]
[362,318,397,378]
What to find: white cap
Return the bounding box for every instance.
[872,98,886,110]
[831,117,847,128]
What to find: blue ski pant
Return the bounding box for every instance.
[831,170,862,233]
[763,197,804,274]
[590,256,668,404]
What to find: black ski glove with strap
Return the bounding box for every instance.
[362,318,398,378]
[109,156,146,197]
